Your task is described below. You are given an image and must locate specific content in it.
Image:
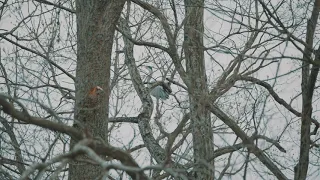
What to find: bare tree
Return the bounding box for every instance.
[183,0,214,178]
[68,0,127,179]
[1,0,320,179]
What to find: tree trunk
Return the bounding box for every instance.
[69,0,125,179]
[184,0,214,179]
[295,1,320,180]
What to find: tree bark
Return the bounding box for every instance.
[184,0,214,179]
[295,1,320,180]
[69,0,125,179]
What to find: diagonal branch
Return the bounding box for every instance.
[34,0,75,13]
[209,104,289,180]
[0,95,149,179]
[0,94,81,139]
[119,15,189,176]
[131,0,189,86]
[116,26,169,53]
[238,75,319,135]
[0,34,75,81]
[239,76,300,115]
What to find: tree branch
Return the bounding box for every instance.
[34,0,75,13]
[209,104,288,180]
[0,94,149,179]
[238,75,320,135]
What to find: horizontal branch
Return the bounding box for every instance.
[109,116,139,123]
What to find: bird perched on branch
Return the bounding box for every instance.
[73,86,104,130]
[86,86,104,108]
[145,66,172,100]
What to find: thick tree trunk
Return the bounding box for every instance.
[184,0,214,179]
[69,0,125,179]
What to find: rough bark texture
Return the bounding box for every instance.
[295,0,320,179]
[69,0,125,179]
[184,0,214,179]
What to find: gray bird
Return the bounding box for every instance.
[145,66,172,100]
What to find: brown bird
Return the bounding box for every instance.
[73,86,104,137]
[86,86,104,108]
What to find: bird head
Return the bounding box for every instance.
[89,86,104,97]
[86,86,104,106]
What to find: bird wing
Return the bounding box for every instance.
[150,86,169,100]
